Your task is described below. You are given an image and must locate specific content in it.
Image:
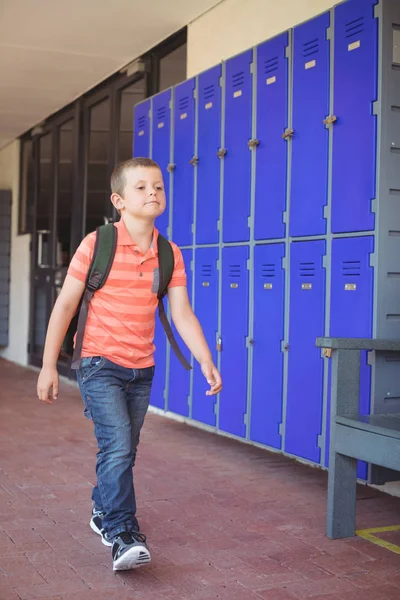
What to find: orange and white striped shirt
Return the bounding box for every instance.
[67,218,186,369]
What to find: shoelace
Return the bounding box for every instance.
[119,530,147,545]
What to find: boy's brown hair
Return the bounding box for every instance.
[111,157,161,197]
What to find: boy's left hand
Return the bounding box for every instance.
[201,362,222,396]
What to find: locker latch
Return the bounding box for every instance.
[217,337,222,352]
[189,156,199,166]
[167,163,176,172]
[282,129,294,141]
[217,148,227,158]
[247,139,260,149]
[323,115,337,126]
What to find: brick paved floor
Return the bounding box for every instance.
[0,358,400,600]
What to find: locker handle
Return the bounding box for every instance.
[247,139,260,149]
[167,163,175,173]
[282,129,294,141]
[189,156,199,166]
[217,148,227,158]
[323,115,337,126]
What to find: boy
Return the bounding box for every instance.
[37,157,222,571]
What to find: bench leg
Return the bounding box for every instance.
[327,451,357,539]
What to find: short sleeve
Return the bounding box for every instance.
[168,243,187,288]
[67,232,96,283]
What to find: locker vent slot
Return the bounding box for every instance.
[179,96,189,111]
[345,17,364,38]
[229,264,241,278]
[342,261,361,276]
[264,57,279,75]
[299,262,315,277]
[261,264,276,278]
[303,39,319,58]
[157,106,167,121]
[232,72,245,88]
[201,265,212,277]
[204,84,215,100]
[137,115,146,128]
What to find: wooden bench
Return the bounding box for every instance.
[315,337,400,539]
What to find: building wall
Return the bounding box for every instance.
[187,0,340,77]
[0,141,30,366]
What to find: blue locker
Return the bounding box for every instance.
[151,318,167,410]
[255,33,289,241]
[286,240,326,463]
[151,90,171,237]
[133,99,150,158]
[326,236,374,478]
[219,246,249,437]
[168,250,193,416]
[331,0,378,233]
[250,244,285,449]
[290,13,330,237]
[192,248,219,426]
[173,79,195,246]
[196,65,222,245]
[223,51,253,243]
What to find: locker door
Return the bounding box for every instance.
[168,249,193,417]
[196,65,222,245]
[223,51,253,243]
[331,0,378,233]
[192,248,219,426]
[250,244,285,449]
[290,13,330,237]
[151,90,172,237]
[219,246,249,437]
[326,236,374,477]
[286,240,326,463]
[255,33,288,241]
[173,80,195,246]
[133,99,150,158]
[151,317,167,410]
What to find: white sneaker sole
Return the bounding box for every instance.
[90,518,112,547]
[113,546,151,571]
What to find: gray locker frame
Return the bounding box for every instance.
[138,0,400,481]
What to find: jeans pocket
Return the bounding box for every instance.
[80,356,106,384]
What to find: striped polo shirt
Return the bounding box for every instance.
[67,218,186,369]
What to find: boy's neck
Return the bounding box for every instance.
[121,213,155,252]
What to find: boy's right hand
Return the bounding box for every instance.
[37,367,59,404]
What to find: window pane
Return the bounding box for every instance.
[85,99,110,234]
[394,26,400,65]
[57,119,74,266]
[19,139,34,234]
[118,79,146,162]
[159,44,187,92]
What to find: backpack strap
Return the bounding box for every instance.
[71,223,117,369]
[157,234,192,371]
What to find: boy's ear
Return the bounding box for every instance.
[111,193,124,211]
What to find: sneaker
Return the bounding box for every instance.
[89,508,112,547]
[112,531,151,571]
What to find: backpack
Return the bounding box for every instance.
[71,223,191,371]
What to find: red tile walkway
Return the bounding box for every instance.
[0,358,399,600]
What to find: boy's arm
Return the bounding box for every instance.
[37,275,85,403]
[168,286,222,396]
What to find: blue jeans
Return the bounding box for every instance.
[76,356,154,540]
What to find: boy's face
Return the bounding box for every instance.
[112,166,166,220]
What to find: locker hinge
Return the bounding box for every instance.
[246,336,255,348]
[374,3,382,19]
[281,341,289,352]
[369,252,377,268]
[246,258,251,270]
[243,413,248,426]
[372,101,380,116]
[190,259,194,272]
[247,217,252,230]
[317,434,324,450]
[279,422,284,437]
[191,223,195,235]
[371,198,377,214]
[148,108,152,118]
[216,258,221,270]
[326,26,333,41]
[285,45,290,59]
[282,211,288,224]
[214,402,218,415]
[250,60,255,75]
[322,255,328,269]
[169,99,173,109]
[219,76,223,88]
[282,256,288,270]
[323,205,329,220]
[217,219,221,232]
[193,87,197,99]
[367,350,374,367]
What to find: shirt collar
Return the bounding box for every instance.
[114,219,159,254]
